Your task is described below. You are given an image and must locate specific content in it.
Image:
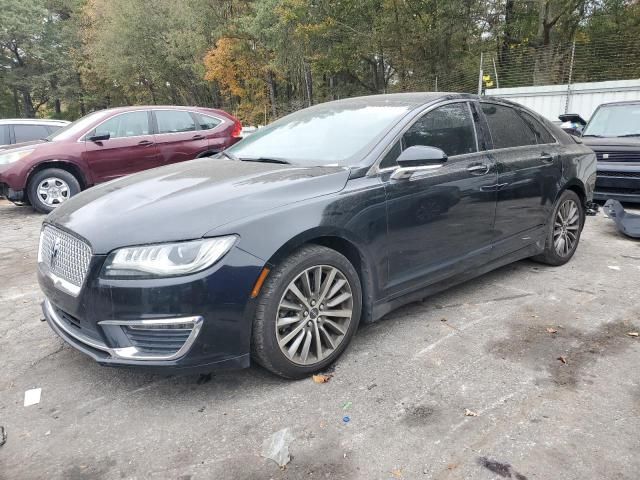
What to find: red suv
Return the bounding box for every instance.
[0,106,242,212]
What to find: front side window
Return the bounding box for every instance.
[481,104,537,149]
[14,124,50,143]
[155,110,197,134]
[583,104,640,137]
[403,103,477,157]
[94,112,150,139]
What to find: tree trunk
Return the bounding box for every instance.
[267,71,277,119]
[13,87,19,117]
[303,60,313,107]
[54,99,61,115]
[21,90,35,118]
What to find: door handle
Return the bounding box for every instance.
[192,134,205,140]
[467,164,490,175]
[138,140,154,146]
[540,153,555,164]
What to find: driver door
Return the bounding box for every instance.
[83,110,160,183]
[381,101,498,296]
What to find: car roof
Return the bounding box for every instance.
[95,105,227,114]
[0,119,70,125]
[317,92,479,109]
[597,100,640,107]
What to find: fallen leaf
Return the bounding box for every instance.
[447,463,459,470]
[557,356,567,364]
[627,332,639,337]
[546,327,558,334]
[312,374,333,384]
[391,468,403,479]
[440,318,447,322]
[464,408,478,417]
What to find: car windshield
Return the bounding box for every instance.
[46,110,110,141]
[226,102,413,166]
[583,104,640,137]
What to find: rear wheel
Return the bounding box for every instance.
[27,168,81,214]
[532,190,584,266]
[251,245,362,378]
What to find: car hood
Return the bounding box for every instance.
[47,158,350,254]
[581,137,640,149]
[0,139,46,153]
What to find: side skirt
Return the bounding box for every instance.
[370,242,542,323]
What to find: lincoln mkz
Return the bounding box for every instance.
[38,93,596,378]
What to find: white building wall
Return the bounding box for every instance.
[487,79,640,122]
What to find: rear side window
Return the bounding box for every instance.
[403,102,477,157]
[0,125,9,145]
[14,124,50,143]
[195,113,222,130]
[481,104,537,149]
[519,111,556,144]
[155,110,197,134]
[94,112,150,138]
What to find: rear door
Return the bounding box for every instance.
[480,102,561,256]
[152,109,209,165]
[83,110,160,182]
[382,101,498,295]
[193,112,229,153]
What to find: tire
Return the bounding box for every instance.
[27,168,81,214]
[532,190,585,266]
[251,244,362,379]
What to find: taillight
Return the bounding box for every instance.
[231,120,242,138]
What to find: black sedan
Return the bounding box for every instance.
[38,93,596,378]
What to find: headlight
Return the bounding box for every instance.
[102,236,237,278]
[0,149,35,165]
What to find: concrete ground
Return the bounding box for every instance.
[0,199,639,480]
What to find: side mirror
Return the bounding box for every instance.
[87,133,110,142]
[391,145,447,180]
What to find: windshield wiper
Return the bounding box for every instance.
[582,134,603,137]
[218,150,239,161]
[239,157,291,165]
[617,134,640,138]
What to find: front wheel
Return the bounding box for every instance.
[251,245,362,378]
[27,168,81,214]
[532,190,585,266]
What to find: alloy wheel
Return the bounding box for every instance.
[275,265,354,366]
[37,177,70,207]
[553,199,580,257]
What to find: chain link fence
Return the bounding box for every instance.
[431,35,640,95]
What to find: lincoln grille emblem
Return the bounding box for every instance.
[51,238,61,269]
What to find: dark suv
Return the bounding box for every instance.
[0,106,242,212]
[580,100,640,202]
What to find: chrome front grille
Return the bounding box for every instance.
[39,225,92,293]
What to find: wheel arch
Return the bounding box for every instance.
[26,160,88,192]
[196,150,219,158]
[263,230,376,324]
[559,178,587,208]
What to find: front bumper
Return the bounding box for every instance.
[0,182,25,203]
[39,245,265,373]
[594,162,640,203]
